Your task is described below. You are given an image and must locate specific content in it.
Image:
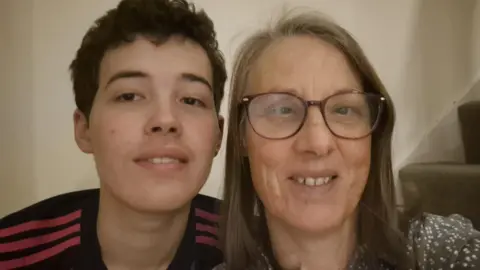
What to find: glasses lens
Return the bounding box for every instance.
[324,92,382,139]
[247,93,305,139]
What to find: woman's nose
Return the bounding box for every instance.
[294,107,334,157]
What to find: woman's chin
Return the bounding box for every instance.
[280,206,348,235]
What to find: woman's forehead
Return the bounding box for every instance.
[248,35,361,96]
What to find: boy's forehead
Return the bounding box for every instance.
[98,37,213,88]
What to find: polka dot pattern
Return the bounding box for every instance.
[403,214,480,270]
[213,214,480,269]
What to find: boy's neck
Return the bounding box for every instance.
[96,188,191,270]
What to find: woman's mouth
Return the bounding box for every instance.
[289,175,338,187]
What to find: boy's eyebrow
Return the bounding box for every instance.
[104,71,212,91]
[180,73,212,91]
[105,70,148,88]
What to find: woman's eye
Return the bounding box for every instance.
[116,93,141,102]
[182,97,206,107]
[265,105,294,116]
[335,107,351,115]
[277,106,293,114]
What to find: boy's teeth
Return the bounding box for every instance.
[148,157,180,164]
[295,176,332,186]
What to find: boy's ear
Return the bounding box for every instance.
[74,109,93,154]
[214,115,224,157]
[218,115,224,135]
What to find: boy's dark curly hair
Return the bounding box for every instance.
[69,0,227,118]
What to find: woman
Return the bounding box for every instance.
[218,11,480,270]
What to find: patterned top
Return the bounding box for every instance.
[0,189,222,270]
[214,214,480,269]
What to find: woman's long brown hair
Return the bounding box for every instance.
[220,10,419,270]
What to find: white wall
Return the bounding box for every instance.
[1,0,479,216]
[403,0,480,166]
[473,0,480,75]
[0,1,35,215]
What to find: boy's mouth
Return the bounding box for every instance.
[146,157,186,164]
[134,147,189,163]
[133,147,189,173]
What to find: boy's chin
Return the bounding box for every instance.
[106,182,200,214]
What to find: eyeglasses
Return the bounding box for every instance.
[240,90,386,140]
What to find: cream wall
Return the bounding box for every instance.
[401,0,480,166]
[1,1,35,215]
[1,0,479,216]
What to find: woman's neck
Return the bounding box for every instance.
[266,213,357,270]
[97,188,191,270]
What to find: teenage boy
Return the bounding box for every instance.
[0,0,226,269]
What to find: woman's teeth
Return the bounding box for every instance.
[294,176,333,187]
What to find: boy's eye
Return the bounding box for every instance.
[182,97,206,107]
[116,93,141,102]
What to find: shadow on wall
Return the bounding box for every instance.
[0,1,35,216]
[392,0,478,170]
[408,79,480,165]
[472,0,480,74]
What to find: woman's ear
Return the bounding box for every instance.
[240,136,248,157]
[239,114,249,157]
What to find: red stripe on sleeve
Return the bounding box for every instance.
[195,235,218,247]
[0,210,81,238]
[0,236,80,269]
[0,223,80,253]
[195,208,219,223]
[195,223,218,236]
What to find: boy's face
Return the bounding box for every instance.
[74,36,223,212]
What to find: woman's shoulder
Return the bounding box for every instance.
[407,213,480,268]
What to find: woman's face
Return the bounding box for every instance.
[245,35,371,233]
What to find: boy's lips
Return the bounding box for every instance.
[134,147,189,163]
[134,146,189,173]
